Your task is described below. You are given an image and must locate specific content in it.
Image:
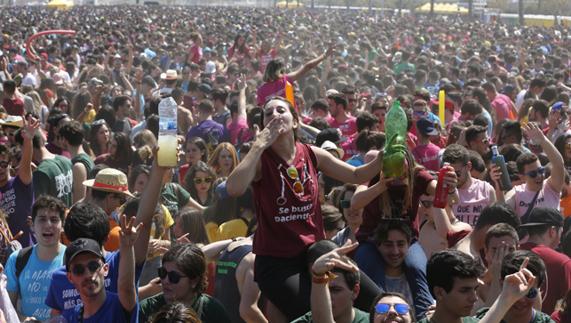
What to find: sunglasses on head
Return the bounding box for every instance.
[375,303,409,315]
[0,161,9,169]
[158,267,186,284]
[193,177,213,184]
[525,166,546,178]
[71,260,102,276]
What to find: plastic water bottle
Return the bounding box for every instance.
[433,163,450,209]
[491,145,512,191]
[157,97,178,167]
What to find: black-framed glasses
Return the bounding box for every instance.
[158,267,187,284]
[71,260,103,276]
[525,166,546,178]
[375,303,409,315]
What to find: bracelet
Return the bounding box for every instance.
[311,270,338,284]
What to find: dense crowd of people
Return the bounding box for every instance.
[0,4,571,323]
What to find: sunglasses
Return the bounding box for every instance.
[0,161,9,169]
[340,200,351,209]
[112,194,127,205]
[193,177,213,184]
[158,266,186,284]
[525,166,546,178]
[71,260,103,276]
[92,119,106,126]
[375,303,410,315]
[526,287,538,299]
[286,165,304,194]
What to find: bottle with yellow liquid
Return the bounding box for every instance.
[157,97,178,167]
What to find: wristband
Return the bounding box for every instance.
[311,271,338,284]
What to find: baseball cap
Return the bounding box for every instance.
[520,208,564,228]
[64,238,105,271]
[416,118,439,136]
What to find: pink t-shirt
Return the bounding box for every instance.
[227,116,251,145]
[340,133,357,160]
[491,96,511,122]
[452,178,496,226]
[329,117,357,138]
[412,142,441,171]
[509,180,561,217]
[256,76,293,107]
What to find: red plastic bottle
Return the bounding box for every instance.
[433,163,450,209]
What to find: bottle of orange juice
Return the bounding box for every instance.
[157,97,178,167]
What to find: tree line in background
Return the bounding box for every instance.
[279,0,571,16]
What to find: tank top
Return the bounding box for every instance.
[252,142,323,257]
[214,243,253,323]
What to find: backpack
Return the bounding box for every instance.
[15,246,33,279]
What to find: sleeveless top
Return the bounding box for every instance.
[252,142,323,257]
[214,243,253,323]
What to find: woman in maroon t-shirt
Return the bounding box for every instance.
[226,97,382,320]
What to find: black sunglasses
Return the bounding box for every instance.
[525,166,546,178]
[158,267,187,284]
[71,260,102,276]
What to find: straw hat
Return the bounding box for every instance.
[83,168,133,197]
[160,69,178,81]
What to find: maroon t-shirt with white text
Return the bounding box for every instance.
[252,142,323,257]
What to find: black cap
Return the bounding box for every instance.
[64,238,105,271]
[520,208,564,228]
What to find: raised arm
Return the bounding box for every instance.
[133,148,169,265]
[118,214,142,313]
[313,147,382,185]
[286,45,333,83]
[479,258,536,323]
[310,241,359,323]
[524,123,565,192]
[226,117,284,197]
[17,116,38,185]
[71,163,87,203]
[236,78,247,120]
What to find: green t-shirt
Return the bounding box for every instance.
[291,308,369,323]
[71,152,95,177]
[33,155,73,207]
[160,182,191,217]
[139,293,230,323]
[417,316,479,323]
[393,62,416,75]
[474,307,555,323]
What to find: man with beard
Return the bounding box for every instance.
[63,214,140,323]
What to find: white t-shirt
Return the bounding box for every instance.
[507,180,561,217]
[453,178,495,227]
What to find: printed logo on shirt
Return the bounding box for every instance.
[454,204,484,227]
[55,169,73,199]
[0,188,16,215]
[275,203,313,223]
[519,197,544,208]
